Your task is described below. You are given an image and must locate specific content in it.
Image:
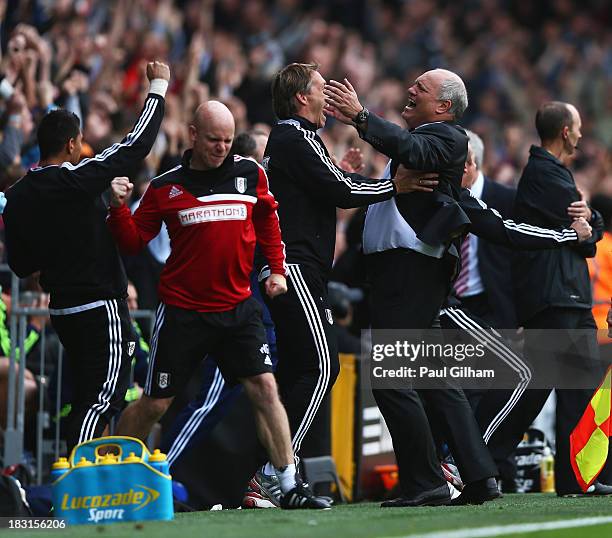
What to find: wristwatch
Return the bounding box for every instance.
[353,107,369,125]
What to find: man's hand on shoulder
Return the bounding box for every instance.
[146,61,170,82]
[393,165,439,194]
[571,217,592,242]
[567,199,592,222]
[265,273,288,299]
[110,177,134,208]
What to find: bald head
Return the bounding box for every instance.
[402,68,468,129]
[535,101,574,142]
[429,69,468,119]
[193,100,235,132]
[535,100,582,160]
[189,101,236,170]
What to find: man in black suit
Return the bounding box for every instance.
[325,69,499,507]
[484,101,611,496]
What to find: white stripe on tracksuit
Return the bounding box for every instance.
[473,199,578,242]
[61,97,158,172]
[287,265,331,456]
[145,303,166,395]
[440,307,532,444]
[78,300,123,444]
[166,366,225,466]
[289,123,394,195]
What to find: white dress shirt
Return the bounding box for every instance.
[362,161,447,258]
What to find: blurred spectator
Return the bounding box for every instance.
[0,0,607,203]
[327,281,362,354]
[0,289,47,428]
[587,194,612,362]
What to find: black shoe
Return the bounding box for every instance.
[280,481,332,510]
[560,482,612,497]
[381,485,451,507]
[450,477,501,506]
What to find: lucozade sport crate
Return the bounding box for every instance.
[52,436,174,525]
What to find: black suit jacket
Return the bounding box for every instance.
[479,178,518,328]
[362,114,470,247]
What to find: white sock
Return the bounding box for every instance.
[274,463,297,494]
[262,462,276,477]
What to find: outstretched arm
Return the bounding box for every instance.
[460,190,590,249]
[58,61,170,197]
[324,79,457,169]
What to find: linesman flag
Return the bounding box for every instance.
[570,365,612,492]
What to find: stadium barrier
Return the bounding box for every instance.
[1,265,156,485]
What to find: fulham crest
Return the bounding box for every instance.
[235,176,247,193]
[158,372,170,389]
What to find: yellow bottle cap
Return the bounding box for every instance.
[52,457,70,470]
[75,457,93,467]
[124,452,141,463]
[148,449,167,462]
[100,453,119,464]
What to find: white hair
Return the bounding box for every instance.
[464,129,484,170]
[438,75,468,119]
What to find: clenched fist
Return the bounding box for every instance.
[146,61,171,82]
[265,273,288,299]
[110,177,134,208]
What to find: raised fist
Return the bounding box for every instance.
[146,61,170,82]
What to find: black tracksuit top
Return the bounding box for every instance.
[4,93,165,309]
[260,115,396,279]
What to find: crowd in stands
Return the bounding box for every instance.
[0,0,610,471]
[1,0,609,193]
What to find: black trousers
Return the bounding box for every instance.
[263,264,339,459]
[482,307,603,495]
[439,306,532,444]
[455,293,495,410]
[50,299,133,453]
[367,249,497,496]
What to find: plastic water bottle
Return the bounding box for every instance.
[50,457,70,482]
[540,446,555,493]
[148,449,169,475]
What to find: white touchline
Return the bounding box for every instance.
[393,516,612,538]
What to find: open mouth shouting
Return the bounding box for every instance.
[405,97,417,110]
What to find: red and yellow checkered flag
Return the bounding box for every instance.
[570,365,612,492]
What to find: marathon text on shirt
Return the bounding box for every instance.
[178,204,247,226]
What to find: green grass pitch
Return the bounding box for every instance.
[2,494,612,538]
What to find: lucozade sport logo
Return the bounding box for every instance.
[60,485,160,522]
